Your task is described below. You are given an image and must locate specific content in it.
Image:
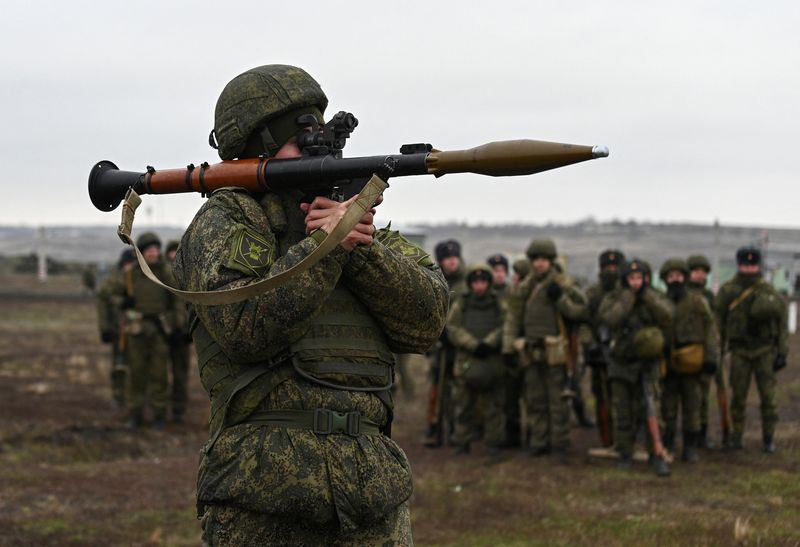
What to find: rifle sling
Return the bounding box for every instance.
[116,174,388,306]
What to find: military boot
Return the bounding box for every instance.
[698,424,715,449]
[725,432,743,451]
[652,454,671,477]
[682,431,699,463]
[763,433,776,454]
[127,410,143,430]
[424,424,442,448]
[152,411,166,431]
[616,455,633,470]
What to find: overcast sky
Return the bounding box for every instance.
[1,0,798,230]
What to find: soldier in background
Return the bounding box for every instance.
[659,258,718,463]
[686,254,722,448]
[512,258,530,287]
[716,246,788,452]
[447,264,508,456]
[503,239,587,459]
[583,249,625,447]
[424,239,466,447]
[487,253,511,299]
[97,249,136,408]
[598,259,673,476]
[165,240,191,422]
[112,232,183,429]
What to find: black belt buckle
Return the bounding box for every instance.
[313,408,361,436]
[313,408,333,435]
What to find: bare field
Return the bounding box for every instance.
[0,273,798,546]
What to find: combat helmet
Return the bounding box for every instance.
[210,65,329,160]
[136,232,161,251]
[659,258,688,282]
[466,263,493,285]
[526,239,557,260]
[512,258,531,280]
[687,254,711,273]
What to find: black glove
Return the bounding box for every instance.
[100,330,114,344]
[702,360,717,375]
[773,354,787,372]
[121,296,136,310]
[545,282,563,301]
[474,342,492,358]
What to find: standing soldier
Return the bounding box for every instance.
[165,240,191,422]
[503,239,587,459]
[583,249,625,447]
[686,254,724,448]
[116,232,183,429]
[424,239,467,447]
[598,259,673,476]
[97,249,136,408]
[716,246,788,452]
[659,258,719,463]
[488,253,522,446]
[447,264,508,455]
[173,64,449,544]
[512,258,531,287]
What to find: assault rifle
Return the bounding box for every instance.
[89,110,608,211]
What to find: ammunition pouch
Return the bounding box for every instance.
[670,343,704,375]
[544,334,569,366]
[461,358,505,390]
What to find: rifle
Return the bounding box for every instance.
[89,110,608,211]
[716,352,732,444]
[561,330,580,400]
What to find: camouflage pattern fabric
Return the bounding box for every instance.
[524,360,570,451]
[201,500,412,546]
[96,268,127,404]
[446,290,507,448]
[173,187,448,539]
[610,375,659,458]
[716,274,787,440]
[688,283,717,433]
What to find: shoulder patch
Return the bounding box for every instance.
[227,226,275,277]
[375,227,434,268]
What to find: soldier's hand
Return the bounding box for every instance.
[545,282,563,301]
[100,330,114,344]
[300,195,379,252]
[773,354,788,372]
[702,360,717,375]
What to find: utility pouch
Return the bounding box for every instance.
[544,317,568,366]
[123,310,144,336]
[670,343,704,374]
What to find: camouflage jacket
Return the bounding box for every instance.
[670,288,719,366]
[173,188,448,531]
[447,290,507,376]
[598,287,673,381]
[715,274,787,357]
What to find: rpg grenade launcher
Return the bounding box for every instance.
[89,110,609,211]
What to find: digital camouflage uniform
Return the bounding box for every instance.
[447,268,508,451]
[166,240,191,420]
[716,269,788,449]
[503,243,588,454]
[425,245,466,446]
[686,254,721,446]
[97,262,130,406]
[107,246,183,425]
[598,284,673,461]
[659,259,719,460]
[174,186,448,545]
[584,280,619,446]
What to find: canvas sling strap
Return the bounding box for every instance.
[727,283,759,312]
[116,174,388,306]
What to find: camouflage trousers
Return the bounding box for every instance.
[729,348,778,438]
[169,340,190,416]
[523,361,570,451]
[503,365,523,445]
[698,366,724,429]
[611,377,658,458]
[201,501,412,546]
[126,322,169,418]
[451,377,506,448]
[661,372,702,434]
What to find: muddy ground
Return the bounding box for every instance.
[0,273,798,546]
